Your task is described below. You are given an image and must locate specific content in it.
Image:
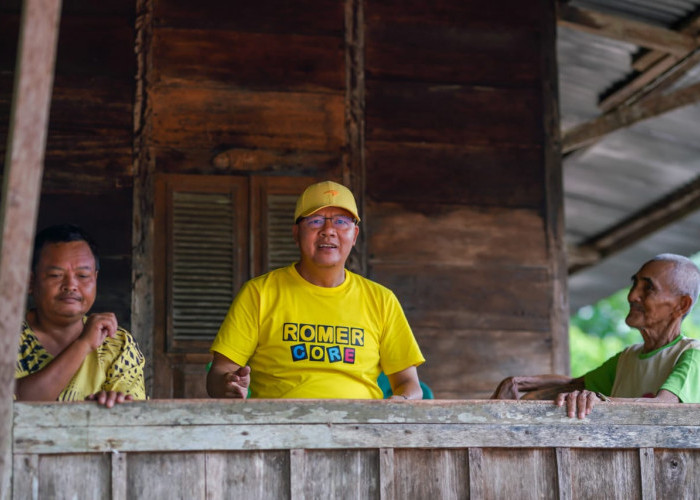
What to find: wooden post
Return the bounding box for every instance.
[0,0,62,497]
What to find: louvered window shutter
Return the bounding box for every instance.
[157,175,249,353]
[266,194,299,270]
[171,191,235,341]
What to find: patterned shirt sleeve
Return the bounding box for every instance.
[100,328,147,399]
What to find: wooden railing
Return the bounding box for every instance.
[11,399,700,499]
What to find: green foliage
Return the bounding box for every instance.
[569,253,700,377]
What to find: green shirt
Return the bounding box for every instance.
[584,335,700,403]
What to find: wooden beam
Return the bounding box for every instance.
[562,80,700,154]
[600,48,700,113]
[568,174,700,274]
[632,9,700,72]
[558,4,698,56]
[0,0,62,497]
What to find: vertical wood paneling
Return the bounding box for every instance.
[639,448,656,500]
[394,449,469,499]
[569,449,641,498]
[205,451,290,499]
[654,449,700,499]
[299,450,380,499]
[39,454,111,498]
[12,454,38,500]
[478,448,558,499]
[379,448,395,500]
[111,452,127,500]
[127,452,206,499]
[556,447,573,500]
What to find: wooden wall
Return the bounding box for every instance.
[2,0,565,399]
[0,0,136,328]
[363,0,566,397]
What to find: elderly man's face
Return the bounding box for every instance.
[30,241,98,325]
[626,260,683,332]
[293,206,359,272]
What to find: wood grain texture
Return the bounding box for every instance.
[568,449,641,499]
[365,82,542,146]
[13,400,700,454]
[298,450,379,499]
[365,142,544,207]
[127,452,206,499]
[153,28,344,91]
[478,448,558,499]
[38,454,111,498]
[0,0,62,496]
[151,87,345,151]
[654,449,700,499]
[205,451,290,499]
[393,448,469,499]
[367,204,546,266]
[154,0,344,35]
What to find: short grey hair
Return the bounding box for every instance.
[648,253,700,313]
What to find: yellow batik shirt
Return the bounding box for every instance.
[16,318,146,401]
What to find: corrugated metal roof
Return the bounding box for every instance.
[559,0,700,311]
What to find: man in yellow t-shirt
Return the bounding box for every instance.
[15,224,145,408]
[207,181,425,399]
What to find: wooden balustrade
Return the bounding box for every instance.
[12,399,700,498]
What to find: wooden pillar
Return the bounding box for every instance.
[0,0,62,497]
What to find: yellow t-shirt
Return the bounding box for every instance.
[16,319,146,401]
[211,264,425,398]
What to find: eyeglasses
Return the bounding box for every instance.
[301,215,357,230]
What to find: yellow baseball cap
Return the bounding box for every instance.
[294,181,360,223]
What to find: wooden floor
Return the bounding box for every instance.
[12,399,700,499]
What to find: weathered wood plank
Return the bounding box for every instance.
[478,448,558,499]
[365,22,540,86]
[205,451,290,500]
[19,400,700,428]
[639,448,656,500]
[126,452,206,499]
[154,0,344,35]
[369,265,552,332]
[38,454,111,498]
[365,82,542,145]
[299,450,379,499]
[367,204,547,266]
[468,448,483,499]
[556,448,572,500]
[393,449,469,499]
[150,87,345,151]
[112,451,127,500]
[13,401,700,454]
[12,454,38,500]
[153,28,344,91]
[379,448,394,500]
[0,0,62,496]
[569,449,641,499]
[365,142,544,208]
[289,449,305,500]
[654,449,700,498]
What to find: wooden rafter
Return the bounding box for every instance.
[558,4,697,56]
[562,79,700,154]
[632,9,700,72]
[568,174,700,274]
